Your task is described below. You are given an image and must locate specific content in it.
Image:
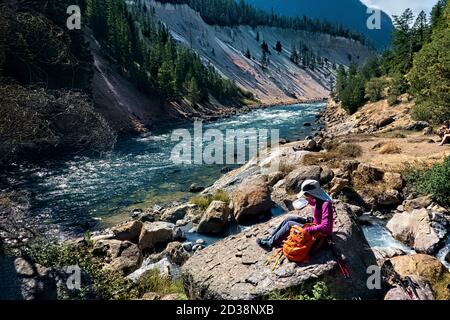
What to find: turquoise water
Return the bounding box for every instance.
[0,103,324,237]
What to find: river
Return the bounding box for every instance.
[0,103,323,239]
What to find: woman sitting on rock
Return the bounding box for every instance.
[256,179,334,251]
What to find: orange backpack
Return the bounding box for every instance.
[267,224,325,270]
[282,224,324,263]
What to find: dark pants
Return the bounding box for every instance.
[266,216,307,247]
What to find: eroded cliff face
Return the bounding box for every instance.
[146,0,373,104]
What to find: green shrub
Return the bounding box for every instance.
[404,157,450,207]
[365,78,386,102]
[268,282,335,300]
[387,94,399,106]
[411,100,450,124]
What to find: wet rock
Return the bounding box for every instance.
[161,204,197,223]
[344,203,364,216]
[182,242,193,252]
[166,242,190,266]
[197,201,230,234]
[285,166,322,194]
[181,202,380,300]
[303,122,312,127]
[192,244,204,252]
[111,220,143,243]
[130,208,143,218]
[189,184,205,193]
[196,239,205,245]
[139,222,175,251]
[445,251,450,264]
[231,176,272,223]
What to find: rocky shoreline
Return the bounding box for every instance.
[1,97,449,300]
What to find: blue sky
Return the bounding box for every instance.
[361,0,437,17]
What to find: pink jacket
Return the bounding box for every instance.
[305,201,334,236]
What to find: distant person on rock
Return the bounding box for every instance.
[256,180,334,251]
[438,121,450,146]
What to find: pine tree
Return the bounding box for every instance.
[275,41,282,54]
[290,45,299,65]
[186,76,201,105]
[260,49,268,69]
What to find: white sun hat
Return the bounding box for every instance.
[297,179,333,203]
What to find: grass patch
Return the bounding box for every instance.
[302,142,363,167]
[189,190,230,210]
[135,268,186,299]
[268,282,335,300]
[378,142,402,154]
[403,157,450,207]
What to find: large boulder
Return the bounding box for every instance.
[388,254,450,300]
[231,176,272,223]
[181,202,381,300]
[383,172,404,191]
[106,242,142,275]
[387,209,447,254]
[92,239,142,275]
[111,220,143,243]
[197,201,230,234]
[376,189,403,207]
[161,204,196,223]
[403,196,433,212]
[284,166,322,194]
[139,222,175,251]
